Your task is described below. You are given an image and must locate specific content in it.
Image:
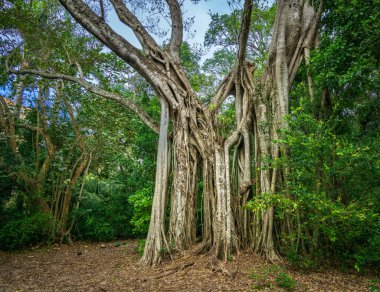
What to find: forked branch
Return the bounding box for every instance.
[58,0,154,79]
[110,0,161,54]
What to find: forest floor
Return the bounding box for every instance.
[0,240,378,291]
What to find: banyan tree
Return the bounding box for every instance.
[7,0,322,265]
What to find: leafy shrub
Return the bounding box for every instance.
[73,179,134,241]
[264,101,380,272]
[128,187,152,236]
[250,267,272,290]
[275,272,297,290]
[0,212,53,250]
[250,265,286,290]
[370,279,380,292]
[352,220,380,273]
[285,249,316,270]
[250,265,298,290]
[79,217,116,242]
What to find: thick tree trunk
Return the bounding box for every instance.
[213,145,239,260]
[168,111,198,251]
[141,99,170,266]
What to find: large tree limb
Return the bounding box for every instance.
[58,0,160,82]
[236,0,253,73]
[110,0,161,54]
[166,0,183,61]
[209,72,235,111]
[210,0,253,112]
[6,66,159,133]
[289,2,323,87]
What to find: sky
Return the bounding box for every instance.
[107,0,234,62]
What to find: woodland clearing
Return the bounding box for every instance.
[0,240,376,291]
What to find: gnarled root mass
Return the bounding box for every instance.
[142,0,321,265]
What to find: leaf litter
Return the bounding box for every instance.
[0,240,376,291]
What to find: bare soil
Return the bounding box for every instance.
[0,240,376,291]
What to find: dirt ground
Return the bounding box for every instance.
[0,240,377,291]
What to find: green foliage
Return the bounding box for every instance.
[250,265,273,289]
[275,272,297,290]
[216,102,236,138]
[79,219,116,242]
[245,193,297,218]
[250,264,296,290]
[69,90,158,242]
[202,49,236,77]
[128,188,153,236]
[275,97,380,271]
[285,249,316,271]
[204,1,275,66]
[312,0,380,133]
[370,279,380,292]
[178,42,214,98]
[73,178,133,241]
[0,212,53,250]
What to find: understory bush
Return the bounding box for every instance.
[127,187,152,236]
[277,104,380,272]
[0,212,53,250]
[250,265,298,290]
[275,272,297,290]
[73,179,134,241]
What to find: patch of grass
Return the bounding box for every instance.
[250,264,297,290]
[250,265,279,290]
[250,266,270,289]
[370,279,380,292]
[275,272,297,290]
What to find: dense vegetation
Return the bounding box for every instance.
[0,0,379,273]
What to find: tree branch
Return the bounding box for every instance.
[166,0,183,61]
[210,0,253,112]
[58,0,157,80]
[236,0,253,73]
[18,124,41,132]
[7,66,159,133]
[209,72,235,111]
[99,0,105,20]
[110,0,161,53]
